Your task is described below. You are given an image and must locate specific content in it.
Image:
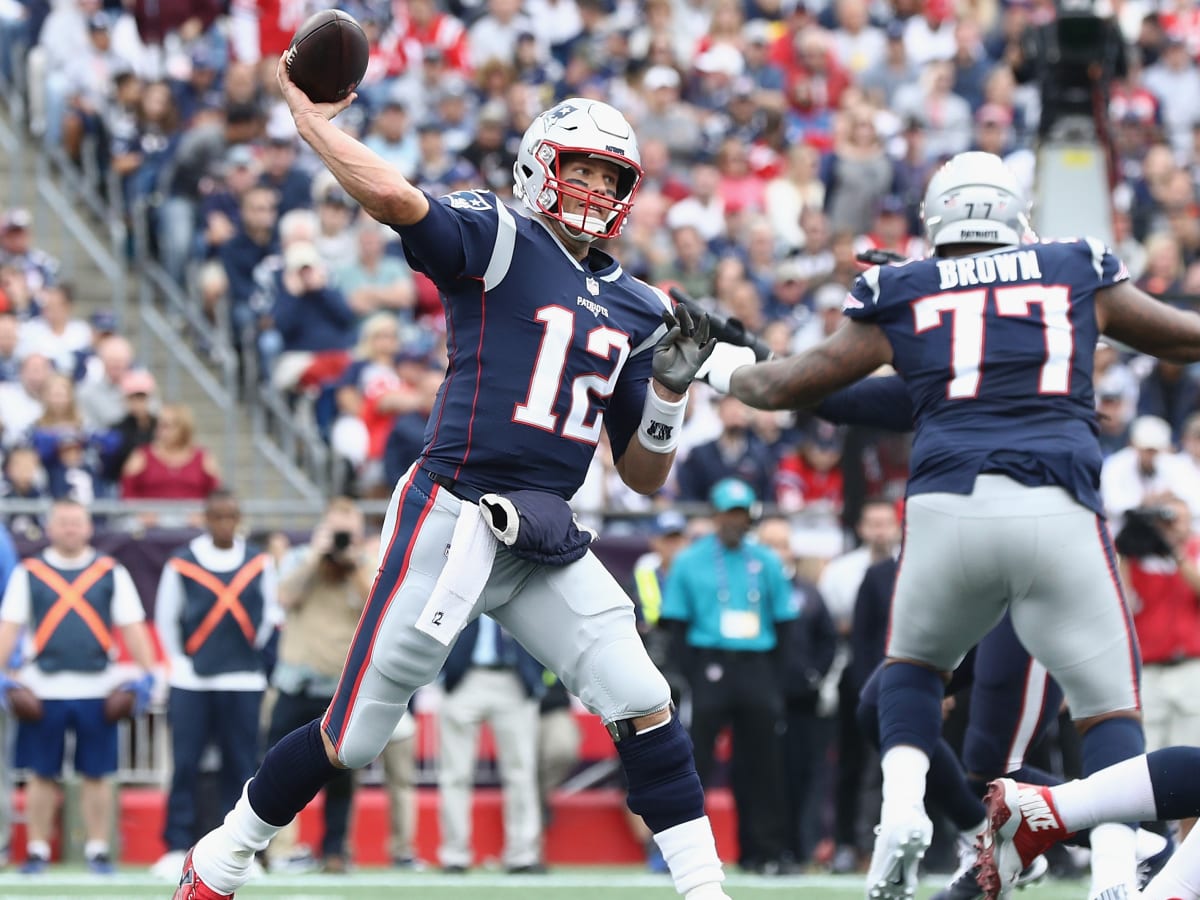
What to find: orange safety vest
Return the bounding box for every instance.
[171,554,268,655]
[25,556,117,656]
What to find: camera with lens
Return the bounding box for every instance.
[1114,506,1176,559]
[324,529,354,563]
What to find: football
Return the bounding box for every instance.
[285,9,370,105]
[6,684,43,722]
[103,686,137,723]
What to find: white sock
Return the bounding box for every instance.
[880,746,930,821]
[1087,823,1138,898]
[192,783,283,895]
[1143,821,1200,900]
[652,816,725,896]
[1052,756,1157,832]
[26,839,50,860]
[1135,827,1168,862]
[84,840,109,859]
[961,818,987,844]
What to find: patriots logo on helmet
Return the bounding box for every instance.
[544,103,578,125]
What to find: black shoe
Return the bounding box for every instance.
[442,864,469,874]
[506,863,548,874]
[931,855,1049,900]
[1139,830,1175,890]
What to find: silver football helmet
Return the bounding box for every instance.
[513,98,643,242]
[921,152,1030,252]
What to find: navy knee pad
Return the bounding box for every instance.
[878,661,944,757]
[1081,716,1145,776]
[617,715,705,834]
[1148,746,1200,821]
[248,718,340,828]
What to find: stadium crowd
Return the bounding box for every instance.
[3,0,1200,885]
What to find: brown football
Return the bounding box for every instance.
[7,684,43,722]
[285,9,369,104]
[103,687,136,723]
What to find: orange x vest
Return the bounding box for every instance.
[25,554,118,674]
[171,546,268,677]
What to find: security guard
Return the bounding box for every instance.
[0,499,157,874]
[660,478,797,875]
[631,509,690,666]
[153,490,279,878]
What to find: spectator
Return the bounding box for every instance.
[381,367,444,489]
[201,146,265,259]
[893,59,973,161]
[950,18,992,110]
[268,242,356,394]
[0,353,52,447]
[468,0,539,69]
[18,283,92,374]
[437,614,546,874]
[0,500,157,874]
[258,131,312,217]
[152,490,279,880]
[53,13,133,162]
[312,181,360,269]
[660,478,796,874]
[740,20,787,107]
[380,709,424,869]
[0,312,20,382]
[677,395,776,502]
[461,101,518,196]
[832,0,885,77]
[1101,415,1200,523]
[774,421,846,515]
[77,335,135,430]
[1137,360,1200,441]
[0,446,48,540]
[29,374,114,501]
[765,143,825,253]
[636,67,703,165]
[653,224,718,302]
[0,208,59,294]
[217,185,279,344]
[821,109,894,238]
[105,369,158,483]
[335,222,416,322]
[0,265,31,317]
[110,80,181,214]
[1143,35,1200,155]
[362,87,419,179]
[902,0,956,66]
[120,403,221,508]
[859,20,920,108]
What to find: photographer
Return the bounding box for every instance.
[265,497,372,873]
[1116,493,1200,756]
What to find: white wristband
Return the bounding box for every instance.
[697,342,758,394]
[636,386,688,454]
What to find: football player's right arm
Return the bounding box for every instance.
[1097,280,1200,362]
[278,58,429,227]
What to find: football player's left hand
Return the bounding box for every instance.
[653,306,716,395]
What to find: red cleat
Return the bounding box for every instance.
[171,849,234,900]
[976,779,1076,899]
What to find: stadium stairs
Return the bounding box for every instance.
[0,95,325,526]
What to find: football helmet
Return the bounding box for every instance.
[921,151,1030,252]
[513,98,643,242]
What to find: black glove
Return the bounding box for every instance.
[652,306,716,394]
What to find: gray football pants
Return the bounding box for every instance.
[887,475,1141,720]
[321,468,671,769]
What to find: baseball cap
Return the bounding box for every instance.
[478,100,509,125]
[695,45,744,77]
[90,310,118,333]
[223,144,257,171]
[88,12,110,32]
[121,369,157,396]
[742,19,773,45]
[1130,415,1172,451]
[710,478,757,512]
[2,208,31,231]
[885,19,906,40]
[877,194,906,215]
[653,509,687,536]
[806,420,843,451]
[383,82,408,110]
[643,65,681,91]
[285,242,322,272]
[813,281,847,310]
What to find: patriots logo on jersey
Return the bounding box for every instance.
[586,276,600,296]
[843,295,865,310]
[447,191,492,211]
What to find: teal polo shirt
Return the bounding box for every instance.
[661,534,796,653]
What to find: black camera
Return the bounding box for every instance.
[332,531,352,552]
[1114,506,1175,559]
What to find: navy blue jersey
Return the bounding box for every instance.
[393,190,670,499]
[843,239,1130,514]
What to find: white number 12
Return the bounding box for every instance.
[513,306,631,444]
[912,285,1074,400]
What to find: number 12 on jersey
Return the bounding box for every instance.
[912,285,1074,399]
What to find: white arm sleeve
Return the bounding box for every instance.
[153,564,185,662]
[0,567,30,625]
[111,565,146,626]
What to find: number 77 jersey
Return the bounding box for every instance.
[843,238,1130,515]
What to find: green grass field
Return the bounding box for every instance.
[0,868,1094,899]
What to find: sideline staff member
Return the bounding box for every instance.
[660,478,797,873]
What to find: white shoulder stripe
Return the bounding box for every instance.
[649,285,674,314]
[1084,236,1106,281]
[633,323,668,357]
[483,200,517,291]
[862,265,882,304]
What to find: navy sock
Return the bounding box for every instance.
[928,739,987,831]
[1081,717,1145,776]
[247,719,340,828]
[1147,746,1200,821]
[617,715,706,834]
[878,662,943,757]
